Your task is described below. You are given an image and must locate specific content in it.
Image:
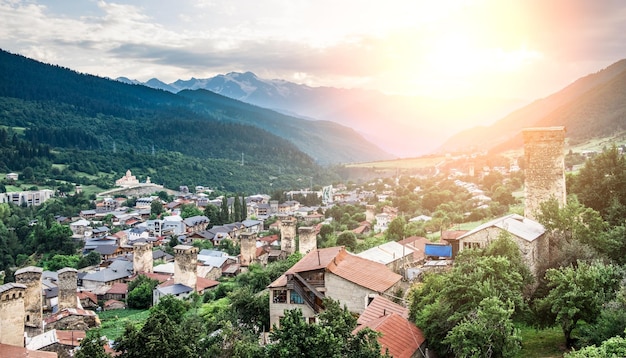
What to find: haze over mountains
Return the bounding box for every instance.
[122,58,626,157]
[118,73,527,157]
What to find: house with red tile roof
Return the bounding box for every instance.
[354,312,425,358]
[268,246,402,329]
[354,295,425,358]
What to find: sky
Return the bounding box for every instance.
[2,0,626,101]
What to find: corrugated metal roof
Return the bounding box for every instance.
[457,214,545,242]
[357,241,414,265]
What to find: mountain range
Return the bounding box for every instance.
[118,73,527,157]
[0,49,389,167]
[124,60,626,157]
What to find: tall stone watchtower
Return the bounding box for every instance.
[0,283,27,347]
[133,242,154,274]
[15,266,43,335]
[523,127,566,220]
[174,245,198,289]
[57,267,78,311]
[239,232,257,266]
[280,217,297,255]
[298,226,317,254]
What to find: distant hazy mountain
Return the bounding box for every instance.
[125,73,525,157]
[0,49,390,167]
[440,59,626,153]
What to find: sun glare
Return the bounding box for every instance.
[379,0,543,98]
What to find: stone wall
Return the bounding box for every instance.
[523,127,566,220]
[0,283,26,346]
[174,245,198,289]
[280,218,297,254]
[15,266,43,334]
[325,273,383,315]
[457,226,546,276]
[239,232,257,266]
[133,242,153,274]
[269,289,317,329]
[298,227,317,254]
[57,268,78,311]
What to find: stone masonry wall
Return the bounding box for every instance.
[298,227,317,254]
[15,266,43,334]
[280,218,297,255]
[523,127,566,220]
[174,245,198,289]
[57,268,78,311]
[239,232,257,266]
[0,283,26,346]
[133,242,154,274]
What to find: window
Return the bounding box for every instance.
[290,291,304,304]
[273,290,287,304]
[463,242,481,249]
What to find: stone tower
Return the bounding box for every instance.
[298,226,317,254]
[239,232,257,266]
[365,205,376,223]
[133,242,154,274]
[174,245,198,289]
[57,267,78,311]
[523,127,566,220]
[15,266,43,335]
[0,283,26,346]
[280,217,297,255]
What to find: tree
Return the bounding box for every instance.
[127,274,159,309]
[444,297,521,358]
[536,260,623,347]
[386,216,407,241]
[75,330,111,358]
[150,200,163,216]
[267,299,387,358]
[336,231,357,251]
[565,336,626,358]
[570,146,626,223]
[220,197,230,224]
[77,251,101,269]
[204,204,219,228]
[536,197,607,268]
[409,237,529,356]
[180,204,202,219]
[233,193,242,222]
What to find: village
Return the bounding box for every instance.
[0,127,571,357]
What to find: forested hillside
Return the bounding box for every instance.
[0,49,355,192]
[0,49,389,165]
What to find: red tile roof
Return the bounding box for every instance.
[55,330,85,347]
[326,249,401,292]
[441,230,468,242]
[0,344,57,357]
[354,313,425,358]
[196,277,220,291]
[269,246,401,293]
[77,291,97,304]
[357,295,409,325]
[106,282,128,295]
[44,308,97,324]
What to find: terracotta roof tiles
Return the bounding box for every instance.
[354,313,425,358]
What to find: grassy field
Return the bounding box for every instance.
[516,324,567,358]
[345,155,446,169]
[98,309,150,341]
